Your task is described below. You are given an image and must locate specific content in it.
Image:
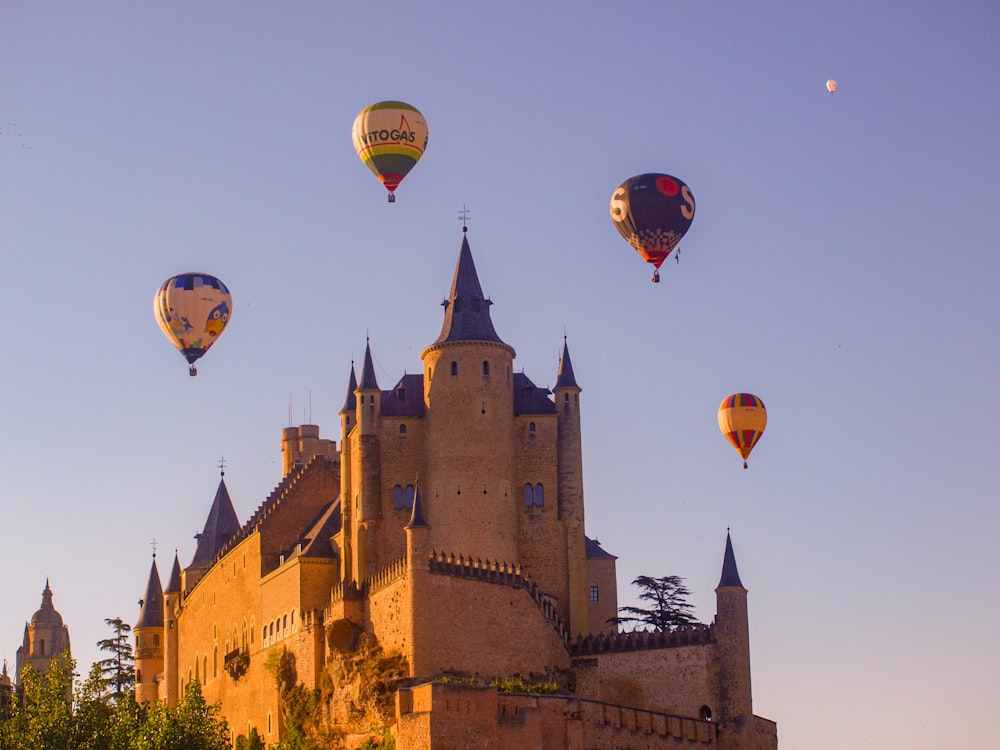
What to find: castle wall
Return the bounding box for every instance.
[395,683,719,750]
[256,457,339,575]
[409,566,571,679]
[364,559,411,660]
[374,415,425,570]
[175,534,278,743]
[572,642,717,719]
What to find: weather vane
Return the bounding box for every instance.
[150,538,158,558]
[218,456,227,476]
[458,205,471,233]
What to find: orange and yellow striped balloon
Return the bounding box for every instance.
[718,393,767,469]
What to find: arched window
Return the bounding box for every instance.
[283,614,288,635]
[268,712,272,734]
[524,483,544,507]
[39,639,45,656]
[700,705,713,721]
[203,656,208,681]
[213,646,218,678]
[399,423,407,435]
[404,484,415,509]
[451,361,458,376]
[528,422,536,434]
[137,669,142,683]
[482,360,489,375]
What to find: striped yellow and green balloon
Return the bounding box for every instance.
[718,393,767,469]
[351,101,428,202]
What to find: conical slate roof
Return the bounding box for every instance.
[165,553,182,594]
[358,340,380,391]
[717,531,745,589]
[136,557,164,629]
[406,485,429,528]
[189,477,241,569]
[432,234,506,346]
[554,336,580,390]
[340,362,358,413]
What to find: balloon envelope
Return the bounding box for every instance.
[610,173,695,270]
[718,393,767,467]
[352,101,428,199]
[154,273,232,372]
[826,79,837,94]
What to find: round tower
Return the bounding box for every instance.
[714,531,754,750]
[134,556,165,704]
[420,233,519,563]
[553,337,589,635]
[162,552,182,706]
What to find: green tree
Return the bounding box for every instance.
[2,653,76,750]
[610,574,698,630]
[96,618,134,701]
[133,682,229,750]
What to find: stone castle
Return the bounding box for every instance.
[133,232,778,749]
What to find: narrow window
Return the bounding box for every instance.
[393,485,404,509]
[213,646,218,678]
[564,393,569,403]
[399,423,407,435]
[700,706,713,721]
[39,639,45,656]
[482,360,489,376]
[204,656,208,681]
[589,585,599,602]
[529,422,536,434]
[154,633,160,646]
[524,484,534,507]
[404,484,415,508]
[535,483,544,507]
[137,669,142,683]
[451,361,458,376]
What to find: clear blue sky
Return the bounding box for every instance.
[3,3,998,748]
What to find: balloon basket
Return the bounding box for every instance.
[189,365,198,377]
[652,270,660,283]
[387,194,396,203]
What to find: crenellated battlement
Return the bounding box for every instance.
[570,623,716,656]
[365,554,407,593]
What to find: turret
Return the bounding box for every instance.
[135,556,164,704]
[339,362,358,584]
[420,232,518,562]
[281,424,336,477]
[553,336,588,635]
[351,339,383,581]
[714,531,753,750]
[163,552,182,706]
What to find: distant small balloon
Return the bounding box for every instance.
[826,79,837,95]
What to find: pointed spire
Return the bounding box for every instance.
[165,552,182,594]
[340,361,358,413]
[433,234,505,346]
[406,483,429,528]
[188,477,241,569]
[136,557,164,629]
[717,530,745,589]
[554,335,580,390]
[358,339,380,391]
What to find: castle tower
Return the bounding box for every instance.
[714,531,754,750]
[403,486,432,675]
[420,233,519,562]
[163,552,182,706]
[348,340,384,582]
[339,362,358,583]
[134,555,164,704]
[185,473,240,591]
[281,424,335,477]
[15,580,72,686]
[553,337,589,635]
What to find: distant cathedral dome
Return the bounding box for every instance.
[30,581,64,627]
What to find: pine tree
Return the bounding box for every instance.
[96,617,135,700]
[610,574,698,630]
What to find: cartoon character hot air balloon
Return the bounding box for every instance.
[154,273,232,376]
[718,393,767,469]
[610,173,695,282]
[826,79,837,95]
[352,101,428,202]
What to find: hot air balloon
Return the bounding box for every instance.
[826,79,837,95]
[352,101,428,202]
[718,393,767,469]
[610,173,695,282]
[154,273,232,376]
